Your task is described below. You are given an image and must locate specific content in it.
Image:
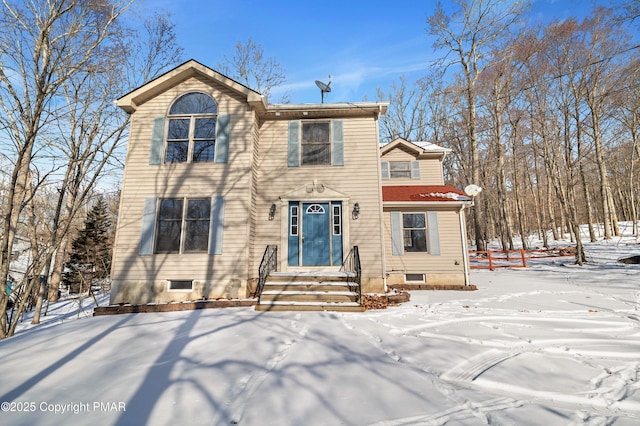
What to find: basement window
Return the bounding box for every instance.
[405,273,425,283]
[168,280,193,291]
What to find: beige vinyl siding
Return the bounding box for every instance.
[381,149,444,185]
[110,76,254,303]
[383,206,465,285]
[251,117,385,290]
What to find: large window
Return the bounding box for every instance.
[390,211,439,256]
[301,121,331,165]
[403,213,427,252]
[166,93,217,163]
[156,198,211,253]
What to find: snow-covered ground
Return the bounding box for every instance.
[1,226,639,425]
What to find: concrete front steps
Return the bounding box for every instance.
[256,271,364,312]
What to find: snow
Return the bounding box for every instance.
[1,226,639,425]
[418,192,471,201]
[410,141,451,153]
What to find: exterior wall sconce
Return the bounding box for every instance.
[352,202,360,220]
[268,203,276,220]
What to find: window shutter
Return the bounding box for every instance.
[390,211,403,256]
[287,121,300,167]
[209,196,225,254]
[139,198,157,255]
[149,117,165,165]
[331,120,344,166]
[381,161,390,180]
[215,114,230,163]
[411,160,421,179]
[428,211,440,255]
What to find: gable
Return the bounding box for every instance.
[381,146,418,161]
[380,138,450,160]
[117,59,266,114]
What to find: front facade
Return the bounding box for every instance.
[110,60,469,305]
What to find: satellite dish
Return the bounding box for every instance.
[464,184,483,197]
[315,75,332,103]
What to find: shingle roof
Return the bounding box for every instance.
[382,185,471,202]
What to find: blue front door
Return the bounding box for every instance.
[302,203,331,266]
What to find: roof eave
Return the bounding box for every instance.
[383,200,472,207]
[261,102,389,119]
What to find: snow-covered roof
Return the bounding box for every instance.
[380,138,451,157]
[410,140,451,153]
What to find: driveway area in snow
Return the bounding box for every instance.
[1,234,639,425]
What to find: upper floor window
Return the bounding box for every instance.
[287,120,344,167]
[166,93,218,163]
[381,160,421,180]
[302,122,331,165]
[390,161,411,179]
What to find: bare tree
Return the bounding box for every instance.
[0,1,183,338]
[377,75,431,142]
[120,11,184,88]
[42,11,183,307]
[617,0,640,22]
[614,56,640,237]
[217,37,286,101]
[427,0,529,251]
[0,0,136,337]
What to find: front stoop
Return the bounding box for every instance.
[256,272,364,312]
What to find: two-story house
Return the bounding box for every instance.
[110,60,471,310]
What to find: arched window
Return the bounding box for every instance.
[166,93,218,163]
[305,204,325,214]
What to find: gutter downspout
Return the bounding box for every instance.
[459,204,471,286]
[375,108,387,292]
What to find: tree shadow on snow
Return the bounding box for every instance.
[115,310,444,426]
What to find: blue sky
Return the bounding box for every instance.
[134,0,631,104]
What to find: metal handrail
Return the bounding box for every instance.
[340,246,362,304]
[256,245,277,300]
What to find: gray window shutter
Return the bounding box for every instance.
[390,211,403,256]
[428,211,440,255]
[287,121,300,167]
[150,117,165,165]
[215,114,230,163]
[381,161,390,180]
[331,120,344,166]
[139,198,157,255]
[411,160,421,179]
[209,196,225,254]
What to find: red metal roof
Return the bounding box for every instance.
[382,185,471,202]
